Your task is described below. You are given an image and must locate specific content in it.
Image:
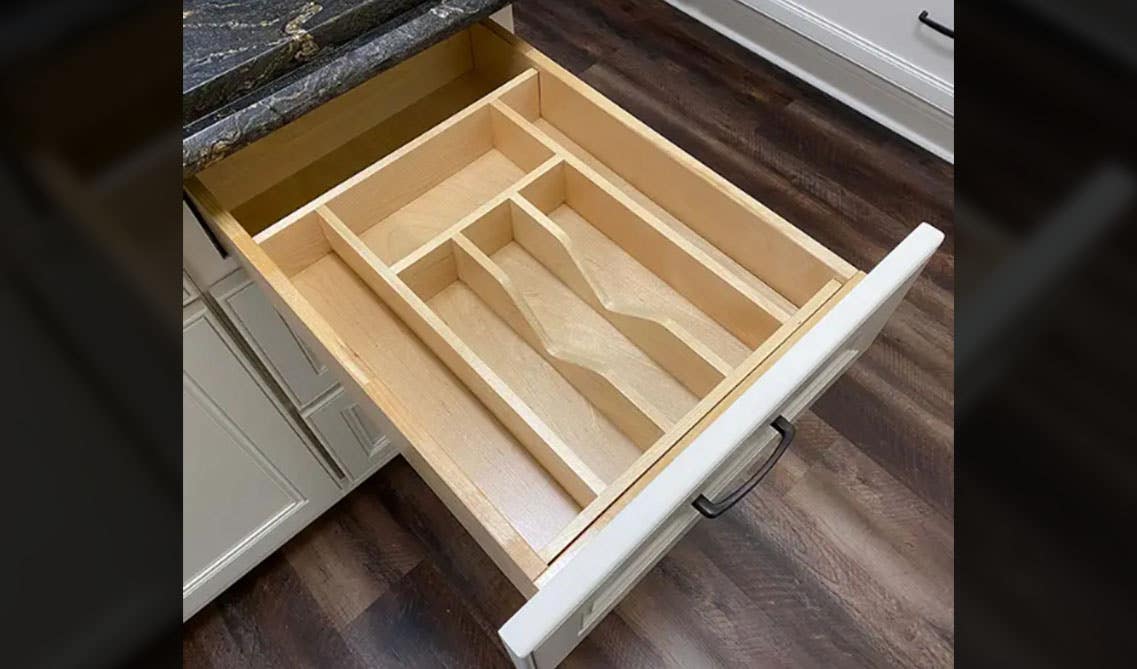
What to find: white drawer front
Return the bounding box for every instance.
[732,0,954,111]
[581,503,698,632]
[574,421,782,640]
[763,0,955,84]
[304,386,400,480]
[499,224,943,668]
[212,270,339,408]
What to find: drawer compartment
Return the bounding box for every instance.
[185,21,873,598]
[326,101,555,267]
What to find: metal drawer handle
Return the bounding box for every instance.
[918,10,955,39]
[693,416,795,518]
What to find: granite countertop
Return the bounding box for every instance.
[182,0,508,176]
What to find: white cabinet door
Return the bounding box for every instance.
[212,269,339,408]
[499,224,943,668]
[305,386,402,481]
[212,271,402,481]
[182,299,339,620]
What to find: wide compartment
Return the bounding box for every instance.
[186,22,857,595]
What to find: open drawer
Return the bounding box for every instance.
[185,21,942,668]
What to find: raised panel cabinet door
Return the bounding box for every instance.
[182,300,340,620]
[304,386,402,480]
[212,270,340,409]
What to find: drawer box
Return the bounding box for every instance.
[185,21,941,667]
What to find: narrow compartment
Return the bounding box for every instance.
[465,194,741,401]
[452,233,692,447]
[392,203,642,481]
[429,284,642,483]
[287,252,581,553]
[315,207,608,513]
[323,89,554,266]
[419,263,643,487]
[517,160,785,349]
[392,197,691,450]
[506,194,746,393]
[505,70,857,308]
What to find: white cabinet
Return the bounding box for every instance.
[212,270,339,408]
[210,268,401,479]
[736,0,954,101]
[305,387,403,480]
[183,200,237,288]
[182,298,340,620]
[664,0,954,161]
[182,203,405,618]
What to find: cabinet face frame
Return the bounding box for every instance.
[184,18,942,663]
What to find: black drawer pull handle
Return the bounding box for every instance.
[918,10,954,39]
[693,416,795,518]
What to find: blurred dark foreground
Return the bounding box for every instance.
[0,1,181,666]
[956,1,1137,665]
[0,0,1132,666]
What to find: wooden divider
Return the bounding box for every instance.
[251,68,545,272]
[324,104,494,235]
[504,197,731,395]
[316,70,539,232]
[514,154,785,348]
[532,69,856,306]
[316,206,605,506]
[390,157,562,276]
[450,234,671,448]
[533,276,846,564]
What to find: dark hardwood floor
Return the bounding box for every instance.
[182,1,954,666]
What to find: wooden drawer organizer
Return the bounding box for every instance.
[187,23,856,595]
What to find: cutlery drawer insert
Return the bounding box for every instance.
[185,20,907,619]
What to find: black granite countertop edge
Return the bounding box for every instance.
[183,0,427,127]
[182,0,507,176]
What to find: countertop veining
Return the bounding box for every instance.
[182,0,508,176]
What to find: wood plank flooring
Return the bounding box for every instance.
[183,0,954,666]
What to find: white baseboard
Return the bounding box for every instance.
[663,0,954,163]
